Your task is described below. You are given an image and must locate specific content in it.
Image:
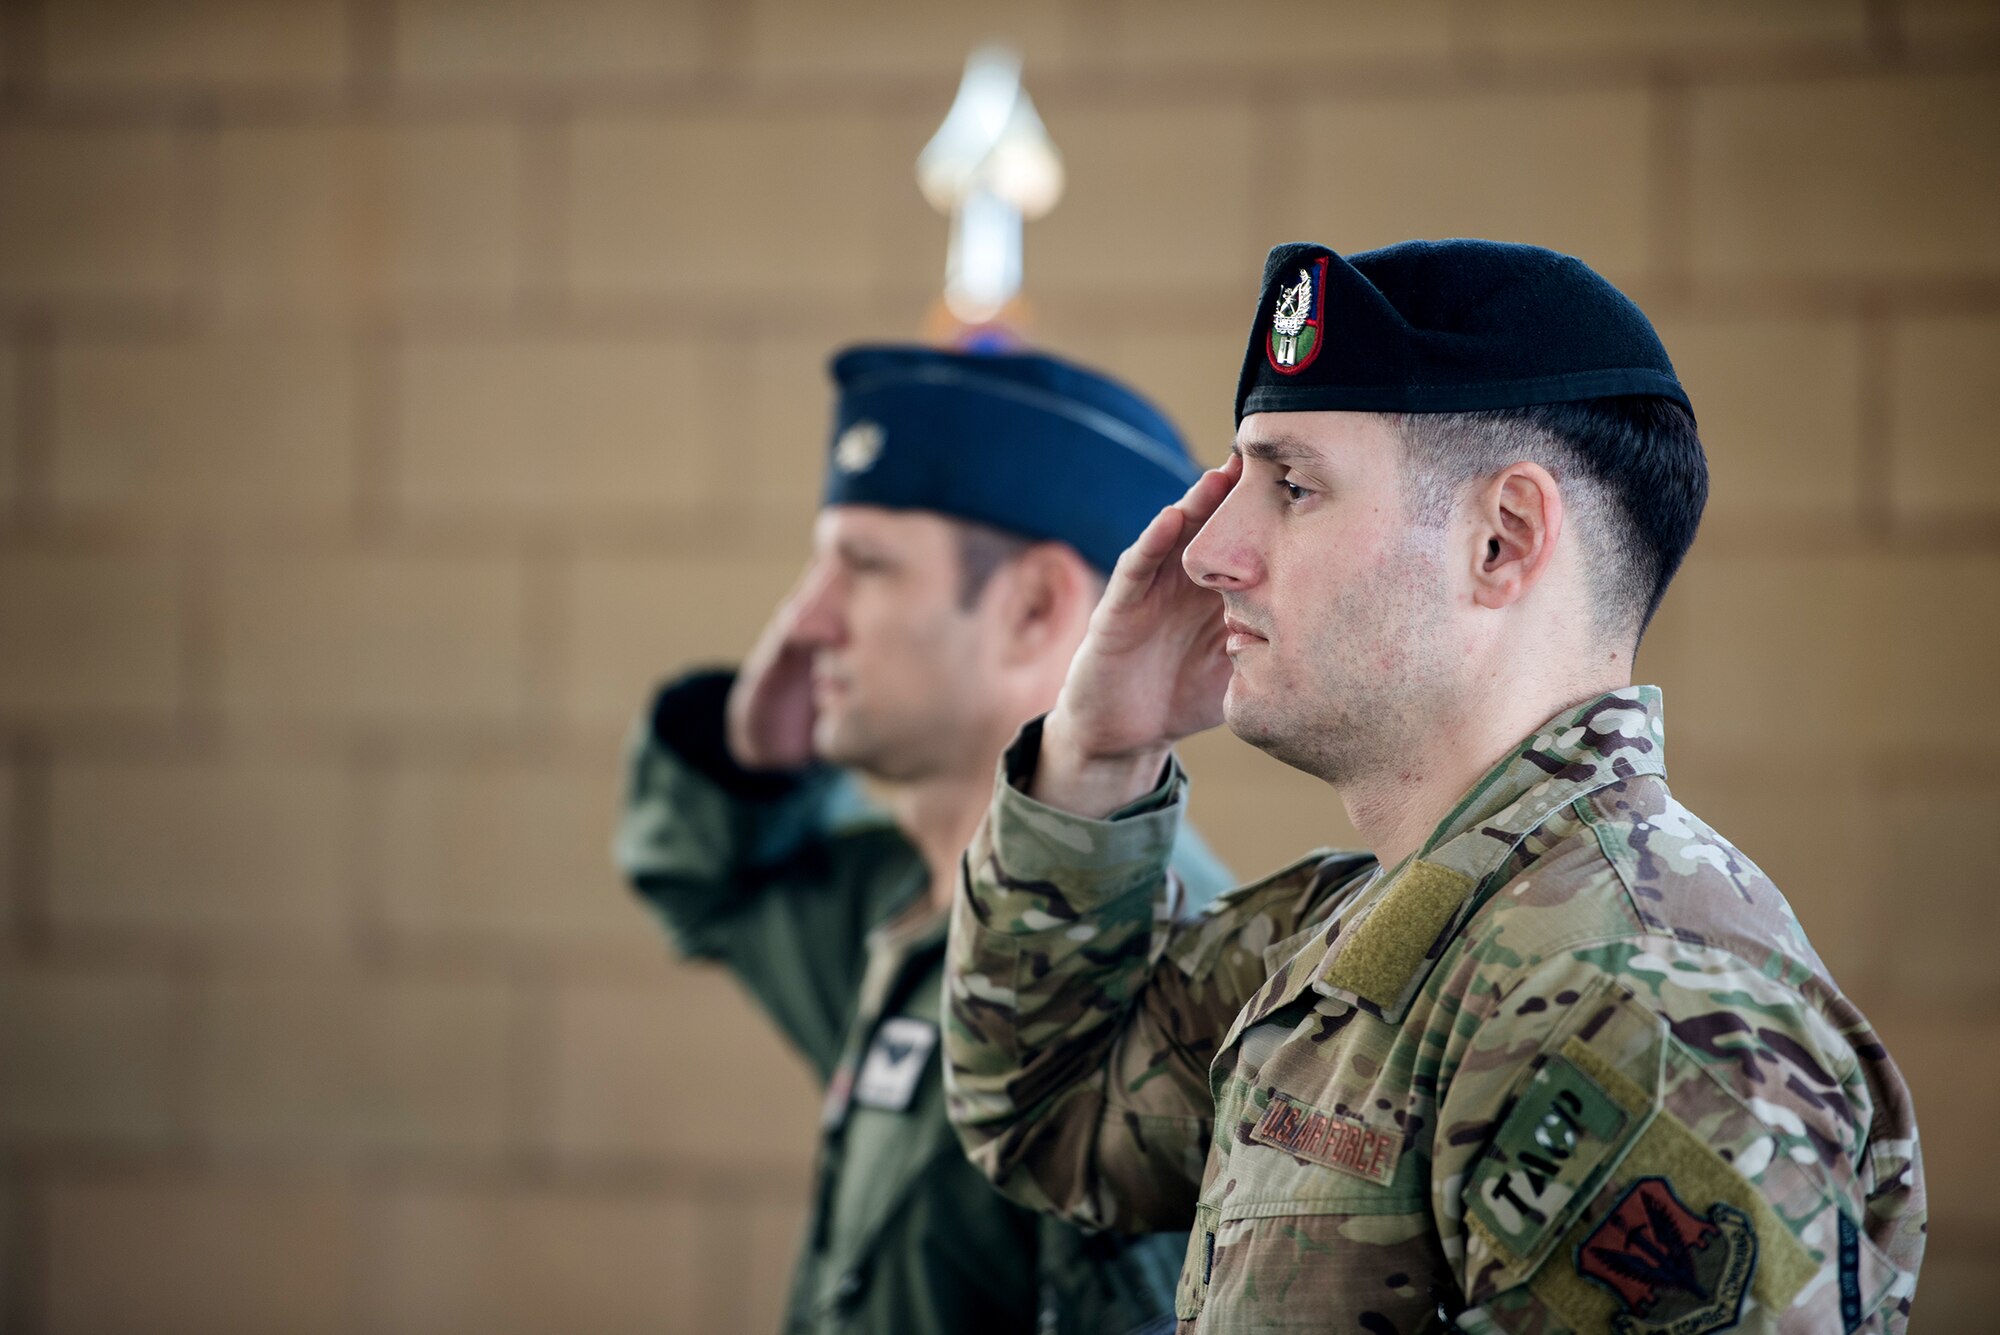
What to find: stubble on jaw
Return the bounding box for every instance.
[1223,528,1454,788]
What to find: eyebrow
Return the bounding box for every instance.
[835,537,896,567]
[1232,434,1324,466]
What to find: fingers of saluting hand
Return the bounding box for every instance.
[1107,459,1239,602]
[1175,453,1241,529]
[1104,504,1187,611]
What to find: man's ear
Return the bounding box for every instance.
[1467,462,1564,611]
[988,543,1092,664]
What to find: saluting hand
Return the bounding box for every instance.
[725,574,819,772]
[1034,456,1239,818]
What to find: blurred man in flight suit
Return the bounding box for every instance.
[615,344,1233,1334]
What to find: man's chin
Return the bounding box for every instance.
[1221,687,1274,750]
[1223,688,1314,774]
[811,715,862,769]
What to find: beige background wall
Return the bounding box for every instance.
[0,1,1995,1331]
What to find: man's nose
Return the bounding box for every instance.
[1182,485,1260,590]
[786,564,846,646]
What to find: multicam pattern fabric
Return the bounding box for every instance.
[943,687,1926,1333]
[617,670,1236,1335]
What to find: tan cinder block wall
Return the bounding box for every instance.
[1,2,1995,1331]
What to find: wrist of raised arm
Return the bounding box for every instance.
[971,716,1184,926]
[1028,708,1176,822]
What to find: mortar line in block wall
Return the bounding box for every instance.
[0,1159,48,1335]
[176,101,221,325]
[1865,0,1910,63]
[345,730,395,967]
[6,274,1996,352]
[0,495,1994,568]
[351,324,398,539]
[503,959,562,1177]
[516,109,570,322]
[346,0,394,105]
[700,0,753,85]
[177,530,225,735]
[518,536,573,736]
[700,1194,756,1332]
[5,730,52,957]
[0,0,44,108]
[1857,297,1896,541]
[0,43,1996,129]
[10,309,52,522]
[344,1146,817,1202]
[1647,73,1695,306]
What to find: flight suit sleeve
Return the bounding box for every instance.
[943,716,1343,1235]
[614,669,895,1076]
[1437,936,1926,1334]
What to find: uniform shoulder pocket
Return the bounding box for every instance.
[1462,975,1655,1283]
[1463,977,1902,1333]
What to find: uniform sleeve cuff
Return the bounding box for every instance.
[646,669,826,802]
[989,716,1187,896]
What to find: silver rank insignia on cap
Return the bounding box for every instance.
[1266,255,1328,376]
[833,420,885,474]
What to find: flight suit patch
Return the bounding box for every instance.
[1574,1176,1757,1335]
[1467,1054,1634,1262]
[852,1017,937,1111]
[1248,1093,1399,1186]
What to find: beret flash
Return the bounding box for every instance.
[823,345,1202,574]
[1235,240,1692,423]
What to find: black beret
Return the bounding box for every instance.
[823,345,1202,573]
[1234,240,1691,424]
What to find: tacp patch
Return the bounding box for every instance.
[1575,1176,1756,1335]
[851,1016,936,1112]
[1248,1092,1400,1186]
[1467,1053,1636,1263]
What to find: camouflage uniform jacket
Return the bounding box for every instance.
[615,670,1234,1335]
[944,686,1926,1333]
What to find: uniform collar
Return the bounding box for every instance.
[1222,687,1667,1046]
[1417,685,1665,873]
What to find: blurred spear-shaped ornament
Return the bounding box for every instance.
[917,45,1063,343]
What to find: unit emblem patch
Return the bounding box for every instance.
[1575,1176,1757,1335]
[1249,1092,1399,1186]
[852,1016,937,1112]
[1266,256,1328,375]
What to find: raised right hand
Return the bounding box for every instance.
[724,574,819,772]
[1034,456,1239,817]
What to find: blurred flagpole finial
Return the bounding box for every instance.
[917,45,1063,336]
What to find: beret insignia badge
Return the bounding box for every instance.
[1266,255,1328,375]
[833,420,885,474]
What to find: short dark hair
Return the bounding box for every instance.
[1394,396,1707,644]
[952,518,1037,609]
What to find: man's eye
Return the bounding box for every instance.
[1277,478,1310,502]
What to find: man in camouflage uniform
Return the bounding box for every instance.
[615,344,1232,1334]
[942,241,1926,1332]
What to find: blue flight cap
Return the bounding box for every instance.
[1235,240,1693,423]
[823,345,1202,574]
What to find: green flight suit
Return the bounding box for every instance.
[615,670,1234,1335]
